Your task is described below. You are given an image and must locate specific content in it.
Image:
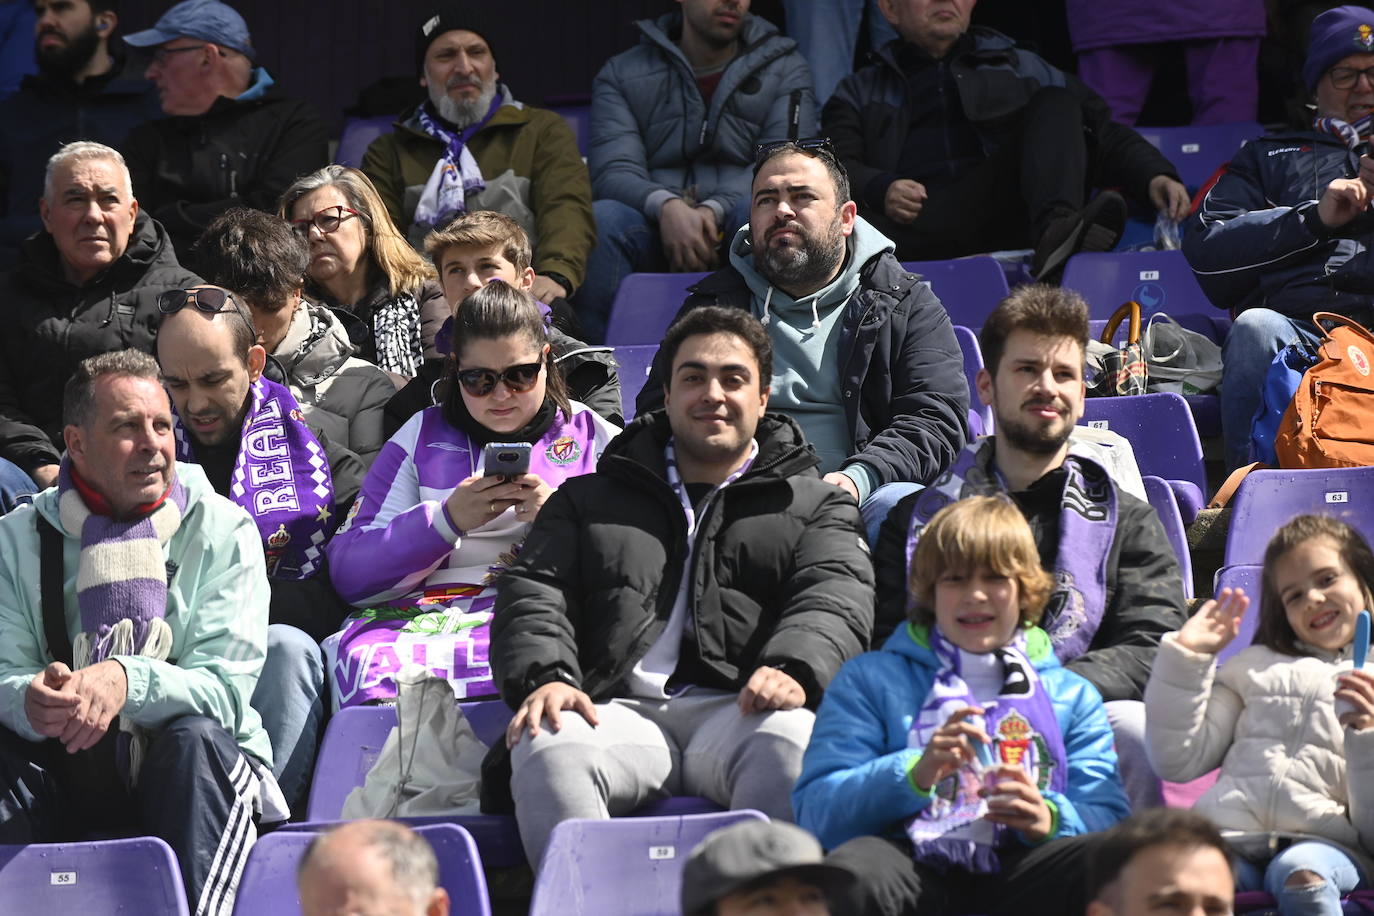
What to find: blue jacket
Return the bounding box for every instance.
[1182,130,1374,321]
[589,11,817,224]
[793,624,1128,851]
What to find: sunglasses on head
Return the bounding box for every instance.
[157,287,251,325]
[754,136,837,167]
[455,361,543,398]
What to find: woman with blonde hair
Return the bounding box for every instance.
[280,165,446,379]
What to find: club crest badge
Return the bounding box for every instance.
[546,435,581,465]
[1359,24,1374,48]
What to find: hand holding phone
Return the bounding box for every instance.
[483,442,532,479]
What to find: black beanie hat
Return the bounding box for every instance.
[415,4,498,74]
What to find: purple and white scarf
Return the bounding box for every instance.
[906,626,1068,873]
[174,376,335,580]
[413,94,503,232]
[905,440,1115,662]
[56,458,188,668]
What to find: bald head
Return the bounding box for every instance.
[298,820,450,916]
[155,286,265,447]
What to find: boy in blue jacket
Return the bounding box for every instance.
[794,495,1129,915]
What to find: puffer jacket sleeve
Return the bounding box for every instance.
[1344,719,1374,853]
[526,111,595,293]
[339,363,398,469]
[849,280,969,487]
[0,509,65,740]
[325,420,464,606]
[490,484,587,707]
[588,58,669,213]
[1143,632,1243,782]
[793,653,929,849]
[757,484,874,696]
[1182,140,1330,312]
[873,489,919,645]
[1064,494,1185,703]
[0,364,59,472]
[1041,667,1131,838]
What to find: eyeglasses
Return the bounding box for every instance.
[149,44,206,65]
[289,205,362,238]
[157,287,253,330]
[455,361,543,398]
[754,136,837,167]
[1329,65,1374,89]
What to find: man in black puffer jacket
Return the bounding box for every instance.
[491,306,874,868]
[0,141,198,497]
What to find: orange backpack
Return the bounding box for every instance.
[1273,311,1374,468]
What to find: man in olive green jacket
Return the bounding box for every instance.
[361,6,594,305]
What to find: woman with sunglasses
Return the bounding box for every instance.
[278,166,446,380]
[323,280,620,709]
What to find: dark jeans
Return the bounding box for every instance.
[0,716,262,916]
[866,86,1088,261]
[827,832,1096,916]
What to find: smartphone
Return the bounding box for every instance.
[482,442,532,479]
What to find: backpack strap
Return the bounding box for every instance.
[37,513,72,667]
[1207,462,1265,510]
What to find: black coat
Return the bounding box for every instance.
[636,250,969,488]
[123,79,329,259]
[0,212,199,474]
[492,410,875,708]
[873,453,1187,703]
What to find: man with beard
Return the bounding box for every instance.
[362,6,593,307]
[0,0,159,268]
[637,139,969,540]
[121,0,329,261]
[492,305,873,867]
[873,284,1186,808]
[574,0,817,342]
[155,287,364,810]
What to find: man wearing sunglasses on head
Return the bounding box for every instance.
[120,0,328,264]
[0,140,198,512]
[154,285,365,812]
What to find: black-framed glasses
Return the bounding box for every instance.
[157,288,254,331]
[455,361,543,398]
[149,44,207,65]
[289,205,362,238]
[1329,65,1374,89]
[754,136,836,167]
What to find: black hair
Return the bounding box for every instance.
[658,306,773,393]
[195,208,308,312]
[444,280,570,418]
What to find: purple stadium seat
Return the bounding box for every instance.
[0,836,189,913]
[1142,475,1194,599]
[1064,249,1218,323]
[528,810,767,916]
[1134,121,1263,191]
[952,325,993,435]
[613,344,658,421]
[334,114,394,169]
[1079,393,1206,523]
[1223,466,1374,568]
[549,103,590,158]
[302,702,727,868]
[233,824,489,916]
[605,272,709,346]
[1214,565,1262,666]
[901,256,1009,330]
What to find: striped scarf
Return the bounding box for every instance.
[1314,113,1374,151]
[56,458,186,669]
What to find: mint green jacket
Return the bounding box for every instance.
[0,463,273,766]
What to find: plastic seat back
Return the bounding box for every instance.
[1224,466,1374,568]
[1142,475,1194,598]
[1135,121,1263,190]
[1079,393,1206,497]
[902,256,1009,330]
[605,273,709,346]
[528,810,767,916]
[613,344,658,420]
[1214,565,1263,665]
[0,836,189,914]
[952,325,992,435]
[1064,249,1217,322]
[232,824,490,916]
[335,115,395,169]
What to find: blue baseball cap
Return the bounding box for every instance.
[124,0,255,60]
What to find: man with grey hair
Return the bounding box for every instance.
[121,0,328,260]
[0,140,197,508]
[298,819,450,916]
[362,4,594,305]
[0,348,283,916]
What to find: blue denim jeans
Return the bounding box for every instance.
[860,481,923,547]
[251,623,326,813]
[1235,840,1364,916]
[1221,308,1321,470]
[0,458,38,514]
[782,0,897,103]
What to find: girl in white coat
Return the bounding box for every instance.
[1145,514,1374,915]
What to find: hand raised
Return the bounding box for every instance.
[910,706,989,792]
[1175,587,1250,656]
